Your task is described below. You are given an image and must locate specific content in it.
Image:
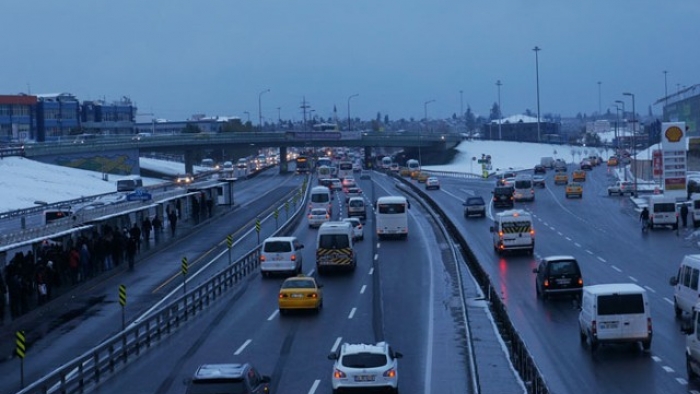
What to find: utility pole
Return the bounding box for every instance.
[496,80,503,140]
[533,46,542,142]
[300,97,310,132]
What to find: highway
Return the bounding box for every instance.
[429,163,697,394]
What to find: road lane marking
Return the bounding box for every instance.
[644,286,656,293]
[348,307,357,319]
[611,265,622,272]
[360,285,367,294]
[664,297,674,305]
[597,256,606,263]
[234,339,251,355]
[585,250,593,255]
[662,366,675,373]
[330,337,343,354]
[652,356,662,363]
[368,267,374,275]
[267,310,279,321]
[308,380,320,394]
[574,242,581,247]
[565,237,572,241]
[629,276,638,282]
[374,254,378,260]
[557,231,563,236]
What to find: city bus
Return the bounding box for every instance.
[337,161,354,180]
[116,176,143,192]
[375,195,410,240]
[296,155,311,174]
[42,207,73,225]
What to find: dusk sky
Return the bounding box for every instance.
[3,1,698,123]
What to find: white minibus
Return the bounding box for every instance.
[375,195,410,240]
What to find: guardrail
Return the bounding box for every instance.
[393,173,549,394]
[15,177,310,394]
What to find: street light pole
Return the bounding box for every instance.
[496,80,503,140]
[623,92,637,196]
[423,99,435,121]
[277,107,281,125]
[243,111,250,124]
[347,94,359,131]
[597,81,602,116]
[459,90,463,121]
[533,46,542,142]
[258,88,270,132]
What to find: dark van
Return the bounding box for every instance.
[493,186,514,208]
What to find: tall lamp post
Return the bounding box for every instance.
[347,94,359,131]
[597,81,602,116]
[423,99,435,121]
[459,89,464,121]
[615,99,626,150]
[496,80,503,140]
[533,46,542,142]
[623,92,637,196]
[258,88,270,132]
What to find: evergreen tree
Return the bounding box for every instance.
[489,102,501,121]
[182,123,202,133]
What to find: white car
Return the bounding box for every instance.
[425,177,440,190]
[308,207,330,228]
[328,342,402,393]
[342,217,364,241]
[260,236,304,277]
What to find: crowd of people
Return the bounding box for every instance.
[0,215,169,325]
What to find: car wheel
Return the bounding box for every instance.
[589,336,599,352]
[642,339,652,351]
[580,328,587,343]
[675,299,683,318]
[261,271,269,279]
[536,283,542,299]
[279,308,286,316]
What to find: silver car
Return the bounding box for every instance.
[342,217,364,241]
[307,207,330,228]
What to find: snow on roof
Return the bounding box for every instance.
[491,114,539,124]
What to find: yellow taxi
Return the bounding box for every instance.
[399,168,412,177]
[565,182,583,198]
[554,172,568,185]
[278,275,323,314]
[416,172,430,183]
[607,156,619,167]
[572,170,586,182]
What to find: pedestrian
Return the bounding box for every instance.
[130,223,142,251]
[152,215,163,243]
[141,217,152,248]
[681,203,690,228]
[206,198,213,218]
[126,236,137,270]
[192,197,200,224]
[168,209,178,237]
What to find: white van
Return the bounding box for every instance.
[691,193,700,228]
[513,174,535,202]
[375,196,409,240]
[490,209,534,255]
[260,236,304,277]
[316,221,356,274]
[670,255,700,317]
[647,195,678,229]
[309,186,332,214]
[578,283,652,352]
[347,197,366,221]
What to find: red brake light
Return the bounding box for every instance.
[384,368,397,378]
[310,293,317,298]
[279,293,287,299]
[291,255,296,261]
[334,369,346,379]
[543,279,550,288]
[260,255,266,262]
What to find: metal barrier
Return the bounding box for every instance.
[15,177,309,394]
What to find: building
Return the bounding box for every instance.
[81,97,136,135]
[0,94,37,143]
[36,93,81,142]
[135,116,241,135]
[660,84,700,136]
[484,114,561,143]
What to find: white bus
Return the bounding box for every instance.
[337,161,354,180]
[116,176,143,192]
[381,156,392,170]
[406,159,420,177]
[376,195,410,240]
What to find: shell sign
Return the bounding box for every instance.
[665,126,684,143]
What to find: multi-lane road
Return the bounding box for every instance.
[5,161,700,394]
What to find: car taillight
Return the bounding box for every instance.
[647,317,653,334]
[309,293,317,298]
[279,293,287,299]
[530,229,535,236]
[384,368,397,378]
[325,214,330,219]
[357,224,362,229]
[308,214,312,219]
[543,279,550,288]
[577,278,583,286]
[260,255,266,262]
[498,231,504,238]
[333,369,346,379]
[291,255,296,261]
[591,320,597,336]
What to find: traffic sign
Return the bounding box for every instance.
[126,187,152,202]
[118,284,126,306]
[15,331,25,359]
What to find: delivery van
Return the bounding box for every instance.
[309,186,332,214]
[316,221,356,274]
[578,283,652,352]
[647,195,678,229]
[670,254,700,318]
[490,209,534,255]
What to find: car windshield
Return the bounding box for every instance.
[341,353,388,368]
[282,279,315,289]
[319,234,350,249]
[549,260,579,275]
[467,197,484,205]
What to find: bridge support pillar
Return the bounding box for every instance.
[184,150,195,175]
[364,146,373,169]
[279,146,288,173]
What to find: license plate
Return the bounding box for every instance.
[555,278,571,285]
[354,375,375,382]
[601,321,619,329]
[291,294,303,298]
[273,255,283,261]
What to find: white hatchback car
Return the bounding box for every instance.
[328,342,402,393]
[342,217,364,241]
[308,207,330,228]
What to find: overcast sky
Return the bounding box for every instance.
[3,1,698,122]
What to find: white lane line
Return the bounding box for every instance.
[368,267,374,275]
[565,237,572,241]
[331,337,342,352]
[662,366,675,373]
[651,356,662,363]
[267,310,279,321]
[348,307,357,319]
[574,242,581,247]
[558,231,563,236]
[644,286,656,293]
[234,339,251,355]
[629,276,638,282]
[611,265,622,272]
[377,242,381,249]
[374,254,378,260]
[597,256,607,263]
[308,380,321,394]
[585,250,593,255]
[664,297,674,305]
[360,285,367,294]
